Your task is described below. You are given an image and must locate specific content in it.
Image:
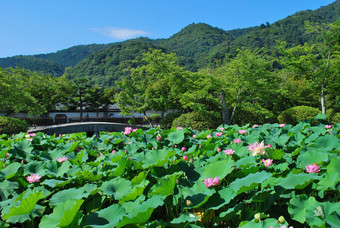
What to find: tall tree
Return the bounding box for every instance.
[212,49,277,124]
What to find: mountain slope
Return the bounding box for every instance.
[208,0,340,64]
[0,44,109,76]
[65,39,162,87]
[155,23,233,71]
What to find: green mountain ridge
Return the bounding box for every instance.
[0,0,339,81]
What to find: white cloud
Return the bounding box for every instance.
[91,27,149,40]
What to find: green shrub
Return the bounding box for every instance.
[233,105,276,126]
[0,116,28,135]
[331,113,340,123]
[277,106,321,125]
[128,116,136,125]
[160,112,182,129]
[149,114,161,123]
[172,111,222,131]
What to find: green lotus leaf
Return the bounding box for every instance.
[101,177,132,201]
[168,131,185,144]
[23,161,45,176]
[326,212,340,228]
[205,188,237,210]
[277,172,321,190]
[42,179,66,188]
[3,191,44,223]
[39,199,84,228]
[149,172,181,197]
[110,157,128,177]
[304,132,321,144]
[13,140,33,160]
[171,212,200,224]
[199,157,235,181]
[117,195,164,228]
[57,141,80,154]
[297,149,330,167]
[142,148,176,169]
[0,162,21,180]
[0,180,19,199]
[49,187,90,206]
[121,179,149,202]
[239,218,279,228]
[312,134,338,152]
[229,171,272,195]
[182,181,215,208]
[235,156,256,168]
[121,195,146,213]
[266,149,284,160]
[326,156,340,175]
[288,194,319,223]
[82,203,126,228]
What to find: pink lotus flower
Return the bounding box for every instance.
[238,130,247,134]
[6,153,9,157]
[325,125,332,129]
[189,158,193,163]
[306,163,320,173]
[157,136,161,141]
[192,134,196,138]
[26,138,33,142]
[224,149,235,155]
[279,124,286,128]
[261,158,273,167]
[215,132,223,137]
[248,141,270,156]
[183,155,188,161]
[181,147,187,152]
[56,156,68,162]
[252,124,259,128]
[203,177,220,187]
[112,150,116,154]
[132,128,138,132]
[123,127,133,135]
[176,127,183,130]
[219,127,225,131]
[217,147,221,152]
[206,134,212,139]
[234,138,242,144]
[26,174,41,183]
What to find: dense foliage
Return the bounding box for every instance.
[0,116,27,135]
[1,1,339,127]
[65,40,161,87]
[277,106,322,125]
[0,121,339,227]
[0,44,109,76]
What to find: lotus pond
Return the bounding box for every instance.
[0,121,339,227]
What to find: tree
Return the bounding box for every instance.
[212,49,278,124]
[277,21,340,114]
[115,49,188,126]
[0,67,71,116]
[70,78,92,121]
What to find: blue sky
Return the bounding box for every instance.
[0,0,336,58]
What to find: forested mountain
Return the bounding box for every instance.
[0,56,65,77]
[0,44,109,76]
[207,0,340,65]
[155,23,234,71]
[65,39,163,87]
[1,0,339,80]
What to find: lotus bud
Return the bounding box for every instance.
[278,216,285,224]
[254,213,261,221]
[186,200,192,206]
